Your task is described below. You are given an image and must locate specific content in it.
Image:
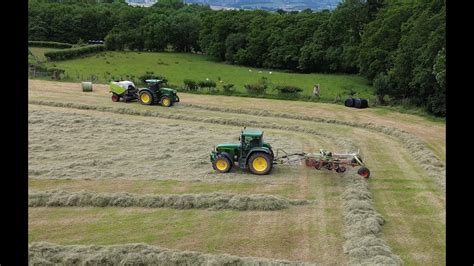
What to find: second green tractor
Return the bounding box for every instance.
[109,79,179,107]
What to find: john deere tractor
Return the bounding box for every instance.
[109,79,179,107]
[138,79,179,107]
[210,128,274,175]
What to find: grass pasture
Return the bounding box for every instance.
[39,51,374,101]
[29,47,62,62]
[28,80,445,264]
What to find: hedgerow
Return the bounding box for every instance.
[28,41,73,49]
[44,45,105,61]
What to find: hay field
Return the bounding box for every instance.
[28,80,445,265]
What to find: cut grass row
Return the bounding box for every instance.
[29,190,308,210]
[29,242,315,265]
[29,179,312,200]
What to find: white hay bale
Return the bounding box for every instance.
[81,81,93,92]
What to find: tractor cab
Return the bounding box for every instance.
[145,79,166,90]
[240,129,263,150]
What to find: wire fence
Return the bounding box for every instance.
[28,66,61,80]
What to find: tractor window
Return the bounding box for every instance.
[249,138,260,147]
[243,136,251,147]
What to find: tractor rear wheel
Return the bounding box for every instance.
[357,167,370,178]
[212,154,232,173]
[139,91,154,105]
[160,96,172,107]
[111,94,120,102]
[248,152,272,175]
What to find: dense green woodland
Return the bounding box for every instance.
[29,0,445,116]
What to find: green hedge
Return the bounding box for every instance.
[273,85,303,95]
[183,79,198,91]
[28,41,73,49]
[44,45,105,61]
[222,84,235,94]
[244,83,267,95]
[198,80,216,88]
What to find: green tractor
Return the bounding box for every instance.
[109,79,179,107]
[210,128,274,175]
[210,129,372,178]
[138,79,179,107]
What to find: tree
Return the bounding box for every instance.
[428,48,445,116]
[168,12,201,52]
[389,0,445,114]
[359,3,413,80]
[152,0,184,9]
[142,14,170,51]
[372,72,392,104]
[225,33,246,63]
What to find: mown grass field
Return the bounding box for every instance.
[38,51,374,101]
[28,80,445,264]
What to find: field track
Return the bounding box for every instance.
[28,80,445,265]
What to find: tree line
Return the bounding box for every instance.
[28,0,445,116]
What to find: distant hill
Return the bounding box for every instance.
[184,0,341,11]
[126,0,341,11]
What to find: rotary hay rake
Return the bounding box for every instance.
[274,149,371,178]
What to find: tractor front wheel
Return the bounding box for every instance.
[111,94,120,102]
[212,154,232,173]
[160,96,172,107]
[248,152,273,175]
[139,91,154,105]
[357,167,370,178]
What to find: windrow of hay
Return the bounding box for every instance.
[28,242,316,265]
[29,190,309,211]
[322,135,402,265]
[340,171,402,265]
[182,103,445,189]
